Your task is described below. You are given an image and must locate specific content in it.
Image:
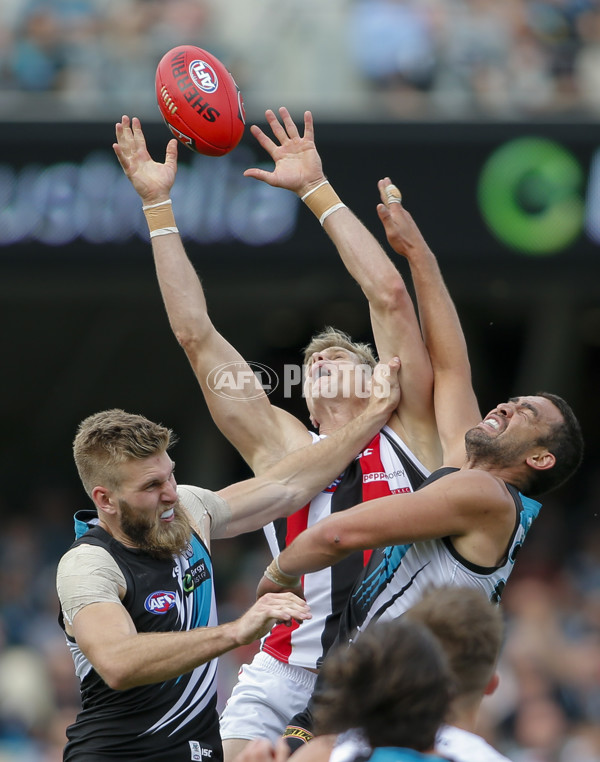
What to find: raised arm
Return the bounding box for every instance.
[256,469,515,595]
[245,109,439,470]
[113,115,310,473]
[216,360,401,538]
[376,179,481,466]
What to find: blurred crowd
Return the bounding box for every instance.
[1,475,599,761]
[2,0,600,121]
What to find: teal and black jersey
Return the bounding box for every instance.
[60,521,221,762]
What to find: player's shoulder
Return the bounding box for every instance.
[250,420,316,474]
[436,724,512,761]
[57,542,116,585]
[435,466,511,494]
[427,468,514,515]
[177,484,227,519]
[177,484,217,504]
[178,484,232,539]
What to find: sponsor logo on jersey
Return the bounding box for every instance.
[144,590,177,614]
[363,469,406,483]
[189,59,218,93]
[183,558,212,593]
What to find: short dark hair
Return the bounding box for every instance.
[312,619,453,751]
[526,392,584,496]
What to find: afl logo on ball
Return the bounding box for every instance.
[190,59,218,93]
[145,590,177,615]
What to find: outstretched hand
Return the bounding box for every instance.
[113,115,178,206]
[376,176,430,261]
[244,107,326,197]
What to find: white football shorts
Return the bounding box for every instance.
[219,651,317,742]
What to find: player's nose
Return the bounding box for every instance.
[497,402,515,417]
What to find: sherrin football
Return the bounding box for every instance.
[155,45,245,157]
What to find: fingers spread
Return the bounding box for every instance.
[249,123,278,155]
[131,117,148,151]
[265,108,289,145]
[278,106,299,139]
[302,110,314,143]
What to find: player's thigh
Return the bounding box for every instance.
[222,737,251,762]
[220,653,316,743]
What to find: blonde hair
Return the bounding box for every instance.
[303,326,377,369]
[73,409,176,497]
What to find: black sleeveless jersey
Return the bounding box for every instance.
[60,523,222,762]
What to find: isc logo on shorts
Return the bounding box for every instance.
[189,741,213,760]
[144,590,177,614]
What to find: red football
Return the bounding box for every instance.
[155,45,245,157]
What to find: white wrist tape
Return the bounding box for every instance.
[149,226,179,238]
[263,556,301,588]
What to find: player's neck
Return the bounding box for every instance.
[446,699,480,735]
[463,458,527,491]
[97,517,140,551]
[316,399,367,435]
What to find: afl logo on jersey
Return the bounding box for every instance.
[145,590,177,615]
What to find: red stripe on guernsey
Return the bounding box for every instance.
[357,433,393,565]
[262,503,310,663]
[263,431,420,668]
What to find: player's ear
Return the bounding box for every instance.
[526,449,556,471]
[484,672,500,696]
[93,486,117,516]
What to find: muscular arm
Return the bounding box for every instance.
[147,231,310,471]
[376,180,482,466]
[258,470,515,591]
[245,109,439,470]
[70,592,310,691]
[322,206,438,468]
[113,115,310,474]
[217,360,401,538]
